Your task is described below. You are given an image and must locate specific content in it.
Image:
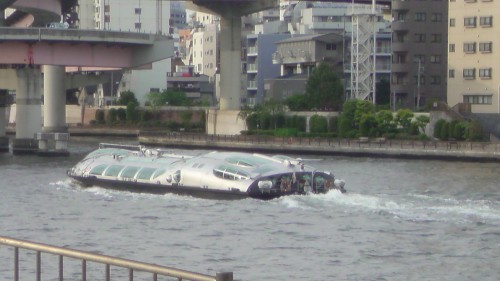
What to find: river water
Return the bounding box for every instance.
[1,137,499,281]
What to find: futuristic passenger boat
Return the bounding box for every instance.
[68,143,346,200]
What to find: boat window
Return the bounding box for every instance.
[173,170,181,183]
[120,166,140,179]
[104,165,125,177]
[152,168,166,180]
[198,163,204,168]
[89,164,108,175]
[136,167,156,180]
[213,165,250,180]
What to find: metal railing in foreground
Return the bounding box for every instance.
[0,235,233,281]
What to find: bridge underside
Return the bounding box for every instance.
[0,41,173,68]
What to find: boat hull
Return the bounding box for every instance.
[69,174,258,200]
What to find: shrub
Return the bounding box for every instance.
[439,121,449,140]
[126,102,140,123]
[466,120,485,141]
[274,128,299,137]
[448,120,459,139]
[453,122,467,140]
[434,119,446,139]
[338,116,353,138]
[95,110,105,124]
[328,117,338,133]
[246,113,259,130]
[107,108,118,125]
[310,115,328,133]
[359,113,378,137]
[116,108,126,122]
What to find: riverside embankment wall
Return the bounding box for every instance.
[137,132,500,163]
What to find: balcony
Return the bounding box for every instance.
[247,63,258,73]
[247,80,257,89]
[247,46,258,56]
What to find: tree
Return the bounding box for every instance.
[338,99,358,137]
[376,110,395,135]
[305,62,344,111]
[359,113,378,137]
[117,91,139,106]
[126,102,140,123]
[310,114,328,133]
[413,115,430,134]
[395,109,414,133]
[286,94,309,111]
[146,91,165,111]
[237,105,254,131]
[354,100,376,129]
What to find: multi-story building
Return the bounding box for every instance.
[167,65,214,105]
[391,0,448,110]
[77,0,184,105]
[447,0,499,114]
[191,24,218,78]
[245,33,291,106]
[266,33,344,102]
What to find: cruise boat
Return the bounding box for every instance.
[67,143,346,200]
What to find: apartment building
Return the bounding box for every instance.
[448,0,499,114]
[76,0,180,105]
[391,0,448,110]
[245,33,291,106]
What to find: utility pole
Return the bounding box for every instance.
[416,58,424,111]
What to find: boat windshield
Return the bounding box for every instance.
[213,165,250,180]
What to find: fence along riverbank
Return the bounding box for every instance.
[138,132,500,162]
[0,235,233,281]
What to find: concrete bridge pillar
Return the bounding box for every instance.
[13,67,42,154]
[38,65,69,156]
[219,16,242,110]
[0,89,9,152]
[43,65,67,133]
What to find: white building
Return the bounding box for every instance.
[448,0,500,114]
[77,0,181,105]
[191,24,218,78]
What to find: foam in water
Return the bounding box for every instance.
[281,189,500,225]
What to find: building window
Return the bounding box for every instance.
[479,42,493,53]
[463,68,476,79]
[393,53,406,64]
[394,32,407,43]
[326,43,337,50]
[463,42,476,53]
[431,13,443,22]
[396,12,407,22]
[480,16,493,27]
[430,34,442,43]
[414,75,425,85]
[414,12,427,22]
[413,55,425,63]
[134,22,141,30]
[430,75,441,85]
[414,33,426,43]
[449,44,455,52]
[463,95,492,104]
[450,18,455,27]
[135,8,141,15]
[430,55,441,63]
[464,17,477,28]
[479,68,492,79]
[449,69,455,78]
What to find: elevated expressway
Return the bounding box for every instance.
[0,0,173,154]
